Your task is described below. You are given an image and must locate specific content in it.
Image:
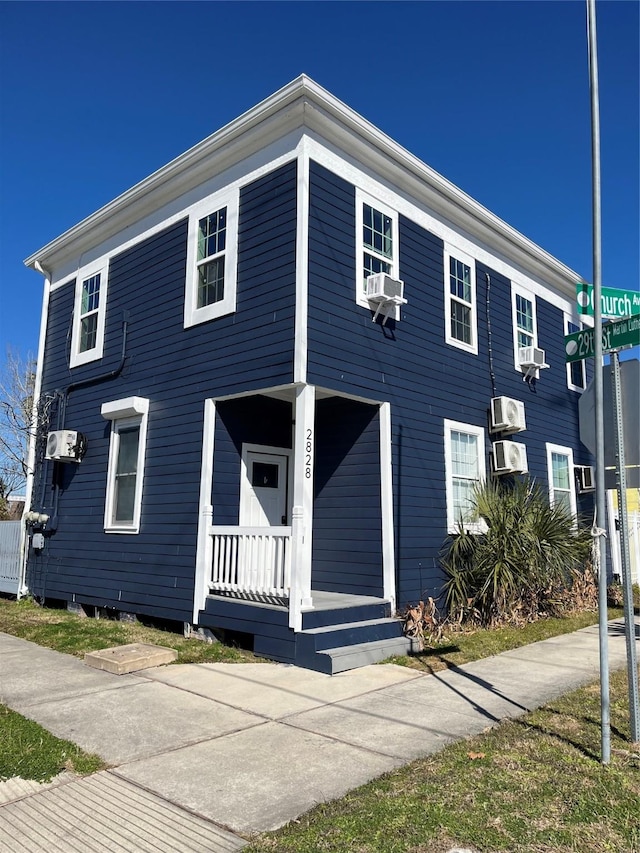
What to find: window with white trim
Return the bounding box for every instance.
[355,189,399,308]
[70,263,108,368]
[565,318,586,391]
[444,246,477,354]
[444,420,486,533]
[546,443,576,517]
[184,188,239,327]
[511,284,538,369]
[101,397,149,533]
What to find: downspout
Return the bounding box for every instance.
[19,260,51,597]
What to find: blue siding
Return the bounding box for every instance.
[312,398,382,597]
[307,160,593,609]
[27,162,298,621]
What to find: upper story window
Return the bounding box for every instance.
[511,284,538,370]
[70,263,108,368]
[101,397,150,534]
[444,246,477,354]
[546,443,577,517]
[355,189,399,309]
[565,318,586,391]
[184,188,239,328]
[444,419,486,534]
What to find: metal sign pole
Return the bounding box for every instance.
[586,0,610,764]
[611,350,640,742]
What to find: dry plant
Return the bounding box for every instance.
[402,597,445,650]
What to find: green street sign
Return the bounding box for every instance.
[576,282,640,317]
[565,316,640,363]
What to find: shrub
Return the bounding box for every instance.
[441,478,592,627]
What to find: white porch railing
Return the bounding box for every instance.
[209,526,292,598]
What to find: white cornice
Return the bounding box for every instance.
[24,74,581,296]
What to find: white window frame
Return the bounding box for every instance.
[70,261,108,368]
[444,244,478,355]
[355,188,400,311]
[444,419,487,534]
[545,443,577,518]
[511,283,538,371]
[565,316,587,392]
[184,187,239,328]
[101,397,150,534]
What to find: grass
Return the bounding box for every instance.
[244,668,640,853]
[0,596,264,664]
[385,608,625,674]
[0,704,105,783]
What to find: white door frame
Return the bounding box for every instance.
[240,443,293,526]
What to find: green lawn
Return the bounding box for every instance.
[245,668,640,853]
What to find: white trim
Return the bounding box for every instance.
[379,402,396,611]
[444,243,478,355]
[511,281,538,372]
[103,399,149,534]
[184,186,239,327]
[564,315,587,392]
[443,419,487,534]
[545,443,577,517]
[355,188,400,313]
[294,145,309,383]
[290,384,315,629]
[193,399,216,622]
[69,261,108,368]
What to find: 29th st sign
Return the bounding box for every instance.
[565,315,640,363]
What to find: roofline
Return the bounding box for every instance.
[24,74,581,290]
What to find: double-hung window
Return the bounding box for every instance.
[511,284,538,370]
[546,443,576,517]
[355,189,399,310]
[444,246,477,354]
[444,420,486,533]
[101,397,149,534]
[70,263,108,368]
[565,318,586,391]
[184,188,239,327]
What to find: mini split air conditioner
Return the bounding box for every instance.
[518,346,549,370]
[490,396,526,434]
[45,430,85,462]
[575,465,595,493]
[366,273,405,303]
[492,440,528,475]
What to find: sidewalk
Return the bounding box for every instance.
[0,618,637,851]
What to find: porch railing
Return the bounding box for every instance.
[209,526,292,598]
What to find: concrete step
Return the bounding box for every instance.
[314,636,412,674]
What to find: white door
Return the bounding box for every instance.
[240,449,289,527]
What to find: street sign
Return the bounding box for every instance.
[565,315,640,363]
[576,282,640,317]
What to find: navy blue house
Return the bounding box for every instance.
[23,77,594,672]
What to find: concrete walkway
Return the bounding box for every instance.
[0,618,637,851]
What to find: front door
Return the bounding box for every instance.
[240,447,290,527]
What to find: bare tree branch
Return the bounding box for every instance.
[0,347,37,496]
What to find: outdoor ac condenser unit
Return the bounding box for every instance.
[518,346,548,370]
[492,440,529,475]
[45,430,84,462]
[575,465,595,493]
[366,273,405,303]
[490,396,526,434]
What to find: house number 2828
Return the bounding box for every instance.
[305,429,313,478]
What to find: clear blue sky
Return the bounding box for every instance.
[1,1,638,361]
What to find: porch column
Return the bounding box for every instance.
[380,402,397,612]
[289,383,315,631]
[193,399,216,623]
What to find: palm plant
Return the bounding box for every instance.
[442,478,592,626]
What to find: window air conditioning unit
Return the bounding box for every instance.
[575,465,595,493]
[45,430,84,462]
[518,346,548,370]
[492,440,528,475]
[490,396,526,434]
[366,273,405,303]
